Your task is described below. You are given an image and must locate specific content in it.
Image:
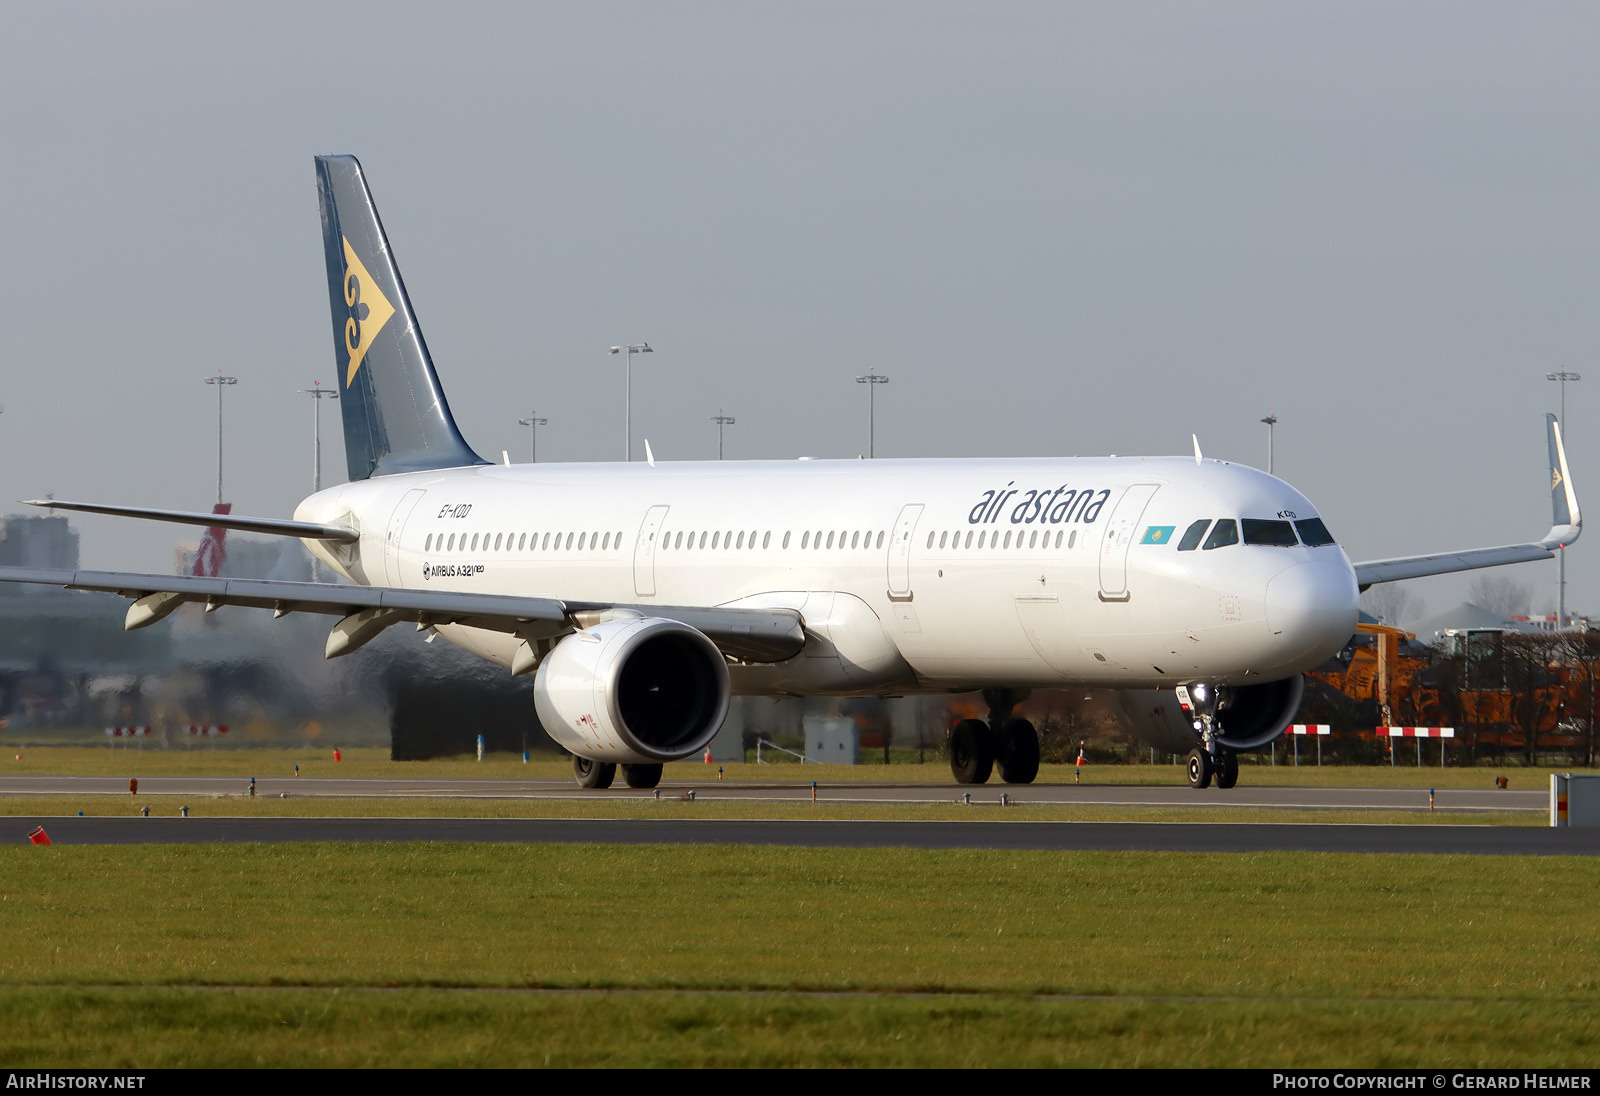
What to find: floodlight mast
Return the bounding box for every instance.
[1261,414,1277,476]
[518,411,548,463]
[710,410,735,460]
[855,369,889,458]
[608,344,653,461]
[298,380,339,494]
[203,372,238,505]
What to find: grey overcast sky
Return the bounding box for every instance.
[1,2,1596,619]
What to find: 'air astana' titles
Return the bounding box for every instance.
[968,482,1111,526]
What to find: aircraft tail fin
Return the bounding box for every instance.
[314,155,486,482]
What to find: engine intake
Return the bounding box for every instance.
[1115,675,1305,753]
[534,617,730,763]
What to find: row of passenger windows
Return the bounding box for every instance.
[928,528,1080,551]
[425,530,626,553]
[1176,517,1336,552]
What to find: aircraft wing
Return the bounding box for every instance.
[0,567,806,666]
[1352,413,1581,589]
[24,499,359,542]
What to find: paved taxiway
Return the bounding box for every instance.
[0,775,1548,813]
[6,816,1597,854]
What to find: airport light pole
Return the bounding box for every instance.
[518,411,548,463]
[298,381,339,494]
[204,372,237,505]
[1261,414,1277,476]
[608,343,653,461]
[855,369,889,458]
[710,410,735,460]
[1547,371,1581,629]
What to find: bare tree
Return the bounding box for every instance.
[1554,629,1600,767]
[1361,583,1426,626]
[1470,575,1532,618]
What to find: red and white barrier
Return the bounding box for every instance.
[186,725,230,736]
[104,726,150,737]
[1286,724,1331,735]
[1379,727,1454,768]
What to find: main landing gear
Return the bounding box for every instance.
[1180,682,1238,790]
[573,756,665,790]
[950,687,1040,785]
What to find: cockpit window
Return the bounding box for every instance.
[1295,518,1336,547]
[1176,520,1211,551]
[1241,519,1298,547]
[1201,519,1238,550]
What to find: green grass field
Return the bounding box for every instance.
[0,745,1591,1066]
[2,844,1597,1067]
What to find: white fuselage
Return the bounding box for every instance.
[296,455,1361,695]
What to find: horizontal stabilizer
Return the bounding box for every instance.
[0,567,805,665]
[24,500,359,543]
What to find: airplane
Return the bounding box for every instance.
[0,155,1581,790]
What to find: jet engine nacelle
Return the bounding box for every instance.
[533,617,731,764]
[1114,675,1305,754]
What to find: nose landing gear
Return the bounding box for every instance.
[1179,682,1239,790]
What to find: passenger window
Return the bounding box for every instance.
[578,533,587,551]
[782,532,790,549]
[518,533,526,551]
[1202,520,1239,550]
[1068,530,1076,549]
[1176,520,1211,552]
[424,534,433,552]
[565,532,574,550]
[737,531,745,549]
[876,531,885,549]
[712,532,721,549]
[1241,519,1297,547]
[829,532,837,549]
[801,531,809,549]
[700,532,708,549]
[763,531,771,549]
[1295,518,1336,547]
[1003,531,1012,548]
[1029,530,1038,549]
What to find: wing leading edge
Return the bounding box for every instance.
[0,567,805,667]
[1352,413,1581,589]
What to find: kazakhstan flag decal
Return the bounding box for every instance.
[1141,525,1175,545]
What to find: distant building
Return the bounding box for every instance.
[0,515,78,579]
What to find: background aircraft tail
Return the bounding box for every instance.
[315,155,486,482]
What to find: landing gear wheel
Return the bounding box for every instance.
[950,719,994,785]
[1215,751,1239,790]
[1186,748,1213,790]
[997,718,1040,785]
[622,763,662,790]
[573,756,616,789]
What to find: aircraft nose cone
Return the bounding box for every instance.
[1265,561,1360,667]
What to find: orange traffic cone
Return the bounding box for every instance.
[27,826,51,845]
